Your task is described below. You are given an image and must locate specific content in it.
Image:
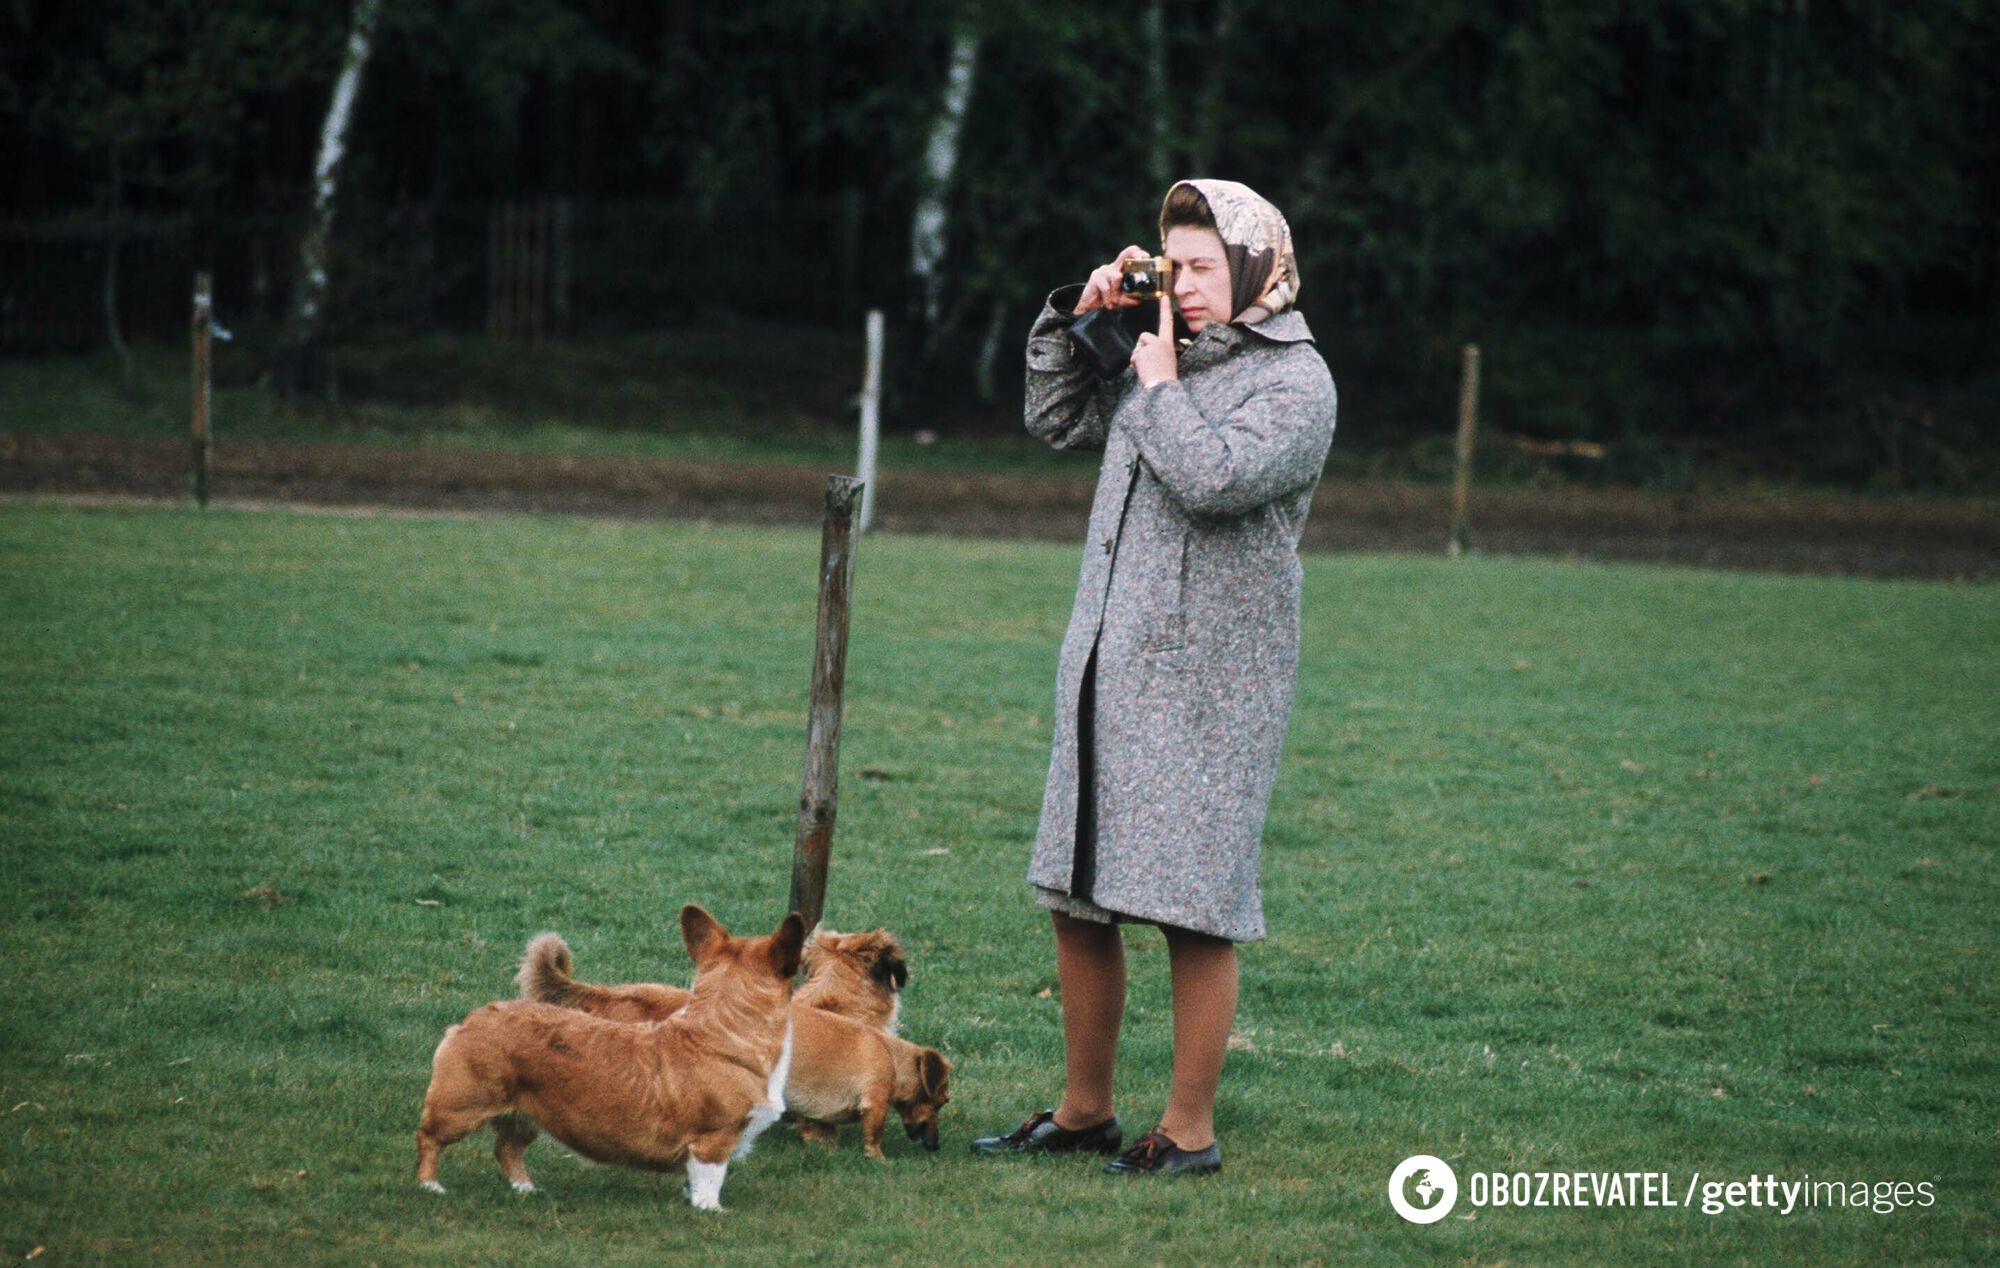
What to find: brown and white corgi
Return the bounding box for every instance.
[414,905,804,1211]
[517,927,948,1158]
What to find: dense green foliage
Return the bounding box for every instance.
[1,503,1995,1262]
[3,2,1996,482]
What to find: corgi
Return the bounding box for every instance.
[518,924,905,1032]
[414,905,804,1211]
[517,929,949,1158]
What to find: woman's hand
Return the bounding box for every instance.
[1073,245,1152,315]
[1130,296,1178,387]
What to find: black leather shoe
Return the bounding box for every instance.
[1101,1129,1222,1176]
[970,1109,1123,1156]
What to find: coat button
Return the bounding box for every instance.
[1101,538,1114,554]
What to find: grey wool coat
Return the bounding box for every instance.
[1024,284,1337,942]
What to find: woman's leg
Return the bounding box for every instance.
[1051,909,1125,1129]
[1156,923,1238,1151]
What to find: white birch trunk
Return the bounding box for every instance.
[285,0,382,370]
[909,25,980,341]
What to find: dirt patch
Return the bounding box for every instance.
[4,430,1994,581]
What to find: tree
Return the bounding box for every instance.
[280,0,382,396]
[22,0,326,374]
[909,20,981,356]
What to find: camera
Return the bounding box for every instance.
[1065,256,1180,380]
[1118,256,1177,301]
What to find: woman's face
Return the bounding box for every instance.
[1165,225,1232,333]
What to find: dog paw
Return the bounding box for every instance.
[419,1180,446,1195]
[510,1180,536,1194]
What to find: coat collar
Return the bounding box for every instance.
[1176,309,1315,369]
[1238,308,1314,344]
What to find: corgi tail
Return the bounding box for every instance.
[516,932,578,1004]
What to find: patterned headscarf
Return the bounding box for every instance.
[1158,179,1300,324]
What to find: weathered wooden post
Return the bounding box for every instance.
[855,310,884,533]
[191,271,213,508]
[1448,342,1481,557]
[790,475,866,929]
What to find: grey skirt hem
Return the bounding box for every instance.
[1033,883,1129,925]
[1031,882,1264,943]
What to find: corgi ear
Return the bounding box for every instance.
[769,912,807,979]
[920,1049,949,1099]
[681,905,727,963]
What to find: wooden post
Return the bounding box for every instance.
[856,310,884,532]
[191,271,212,508]
[790,475,866,930]
[1448,342,1481,557]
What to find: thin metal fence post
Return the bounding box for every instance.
[856,310,883,532]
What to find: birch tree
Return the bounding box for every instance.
[909,21,980,353]
[281,0,383,395]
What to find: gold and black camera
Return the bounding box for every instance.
[1117,256,1177,301]
[1065,256,1182,380]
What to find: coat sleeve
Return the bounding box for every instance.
[1116,347,1337,517]
[1024,284,1125,453]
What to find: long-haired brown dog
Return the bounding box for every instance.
[795,928,908,1034]
[518,926,948,1158]
[414,905,805,1211]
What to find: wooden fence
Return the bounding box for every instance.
[487,199,570,340]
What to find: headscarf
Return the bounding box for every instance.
[1158,179,1300,325]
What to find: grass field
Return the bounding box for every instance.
[1,501,1994,1265]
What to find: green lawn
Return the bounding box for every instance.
[1,502,1994,1265]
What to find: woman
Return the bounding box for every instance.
[971,179,1336,1176]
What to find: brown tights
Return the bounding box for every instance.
[1050,910,1238,1152]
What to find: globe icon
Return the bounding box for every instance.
[1390,1154,1458,1223]
[1408,1169,1441,1209]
